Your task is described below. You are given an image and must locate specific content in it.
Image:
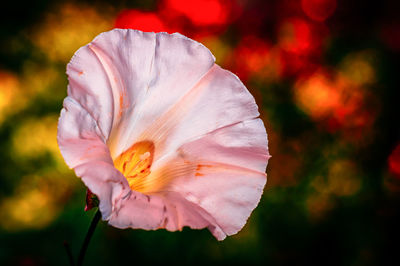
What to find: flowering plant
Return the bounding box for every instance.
[58,28,269,264]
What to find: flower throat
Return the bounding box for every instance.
[113,141,155,191]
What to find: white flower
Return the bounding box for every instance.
[57,29,270,240]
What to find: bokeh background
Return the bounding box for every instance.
[1,0,399,265]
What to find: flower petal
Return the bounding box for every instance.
[75,161,130,220]
[160,191,228,240]
[169,164,267,237]
[108,190,228,240]
[109,32,216,158]
[67,29,157,142]
[117,118,269,239]
[169,119,269,237]
[58,97,130,220]
[57,97,112,168]
[177,118,270,173]
[107,191,166,230]
[136,65,261,163]
[67,29,216,159]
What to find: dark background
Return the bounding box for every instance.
[0,0,399,265]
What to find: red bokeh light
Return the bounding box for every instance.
[294,69,376,136]
[389,144,400,178]
[278,18,312,54]
[277,19,329,76]
[225,36,283,82]
[301,0,337,22]
[279,51,318,77]
[115,10,170,32]
[163,0,230,27]
[380,22,400,52]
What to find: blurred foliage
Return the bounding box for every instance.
[0,0,399,265]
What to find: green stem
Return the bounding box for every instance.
[77,210,102,266]
[63,241,75,266]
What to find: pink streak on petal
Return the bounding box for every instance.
[87,42,128,124]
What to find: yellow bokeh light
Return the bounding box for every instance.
[339,50,377,86]
[12,115,69,172]
[0,64,64,126]
[29,3,113,62]
[327,160,361,197]
[306,192,334,220]
[311,160,361,197]
[200,36,231,65]
[1,189,55,229]
[307,159,362,220]
[0,174,77,231]
[20,61,61,97]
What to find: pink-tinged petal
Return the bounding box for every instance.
[67,29,157,142]
[134,155,266,238]
[75,161,130,220]
[135,119,269,239]
[168,163,267,237]
[67,29,216,159]
[110,32,215,158]
[108,191,165,230]
[108,190,227,240]
[159,191,211,232]
[58,96,130,220]
[57,97,112,168]
[121,121,268,239]
[159,191,228,240]
[136,64,261,161]
[177,118,270,173]
[167,119,269,237]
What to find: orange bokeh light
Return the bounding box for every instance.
[294,70,341,120]
[301,0,337,22]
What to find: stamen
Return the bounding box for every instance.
[113,141,155,191]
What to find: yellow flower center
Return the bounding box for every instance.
[113,141,155,192]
